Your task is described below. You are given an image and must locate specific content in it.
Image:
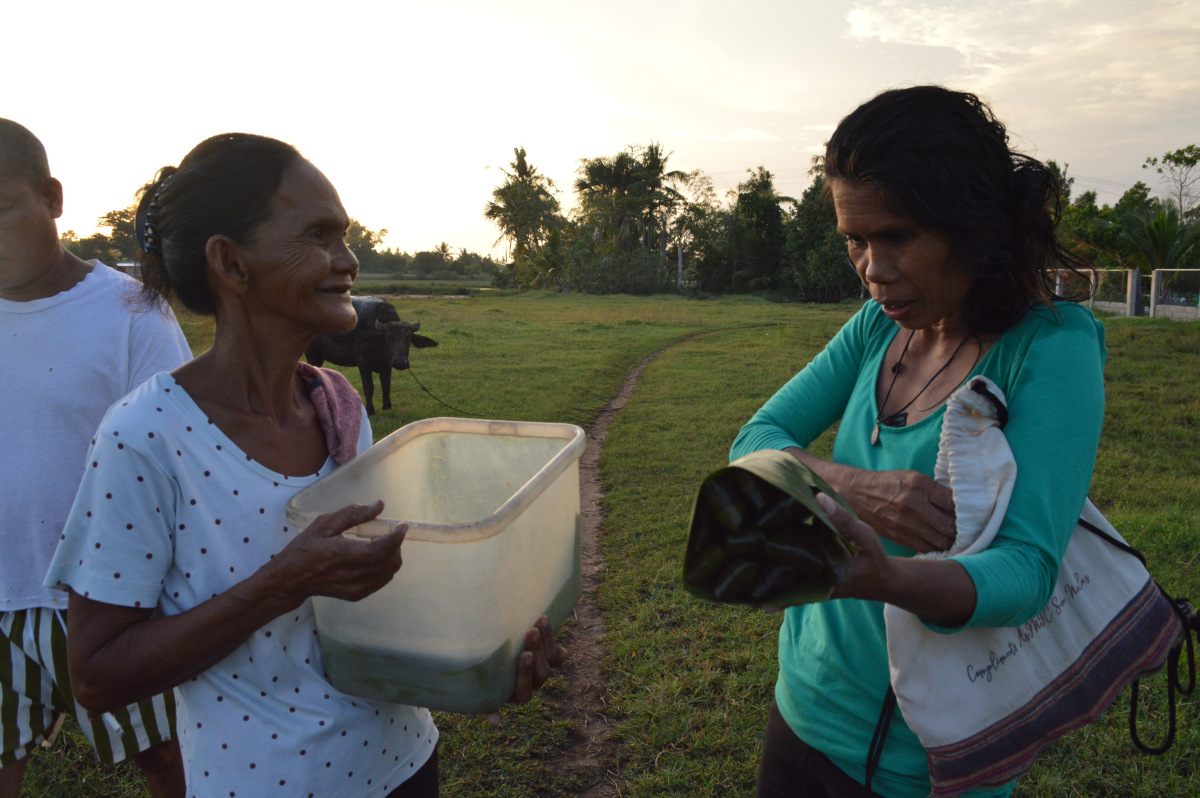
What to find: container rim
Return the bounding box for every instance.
[285,417,585,543]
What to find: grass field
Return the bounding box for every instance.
[21,294,1199,797]
[352,275,495,296]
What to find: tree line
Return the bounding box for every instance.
[1056,145,1200,277]
[61,211,503,282]
[62,144,1198,300]
[341,225,503,281]
[481,144,861,299]
[482,143,1200,299]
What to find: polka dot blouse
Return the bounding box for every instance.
[47,374,437,797]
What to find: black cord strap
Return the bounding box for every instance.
[1129,596,1198,755]
[865,686,897,791]
[1075,517,1198,756]
[969,379,1009,430]
[404,366,490,417]
[1078,516,1147,566]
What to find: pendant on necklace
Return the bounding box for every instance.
[871,422,880,446]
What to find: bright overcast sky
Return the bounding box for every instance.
[6,0,1198,258]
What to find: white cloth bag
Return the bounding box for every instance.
[883,376,1184,796]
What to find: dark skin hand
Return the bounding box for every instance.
[486,615,570,726]
[818,493,975,627]
[68,501,407,713]
[784,447,956,553]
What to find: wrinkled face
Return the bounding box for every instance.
[238,159,359,334]
[0,154,62,299]
[832,179,974,334]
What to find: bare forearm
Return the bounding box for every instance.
[69,503,404,714]
[69,564,301,713]
[843,557,977,628]
[816,493,977,627]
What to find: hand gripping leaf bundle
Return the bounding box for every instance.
[683,449,857,607]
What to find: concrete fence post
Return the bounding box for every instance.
[1126,270,1140,317]
[1149,270,1162,318]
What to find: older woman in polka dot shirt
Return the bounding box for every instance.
[45,133,566,798]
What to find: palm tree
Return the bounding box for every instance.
[574,143,685,258]
[729,167,797,289]
[1122,200,1199,272]
[574,151,645,252]
[484,147,562,285]
[637,142,687,260]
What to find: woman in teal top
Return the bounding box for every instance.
[732,86,1106,798]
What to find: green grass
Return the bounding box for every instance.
[22,295,1198,797]
[353,277,494,295]
[17,727,145,798]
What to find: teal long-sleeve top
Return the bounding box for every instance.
[730,300,1106,798]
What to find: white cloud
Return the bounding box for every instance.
[842,0,1200,200]
[847,0,1102,65]
[844,0,1200,105]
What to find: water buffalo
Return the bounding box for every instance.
[304,296,438,415]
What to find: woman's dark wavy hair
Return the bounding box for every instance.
[824,85,1091,335]
[135,133,303,315]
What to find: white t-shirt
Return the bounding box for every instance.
[0,262,190,611]
[46,373,438,797]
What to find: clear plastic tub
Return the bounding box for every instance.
[285,417,585,714]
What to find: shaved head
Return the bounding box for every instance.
[0,119,51,185]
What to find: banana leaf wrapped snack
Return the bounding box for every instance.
[683,449,858,607]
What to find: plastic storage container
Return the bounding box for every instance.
[285,417,585,714]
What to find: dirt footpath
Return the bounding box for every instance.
[549,352,663,796]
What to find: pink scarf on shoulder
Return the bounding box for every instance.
[295,361,364,466]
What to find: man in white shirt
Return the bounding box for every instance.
[0,118,190,797]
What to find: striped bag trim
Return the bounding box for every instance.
[925,579,1184,797]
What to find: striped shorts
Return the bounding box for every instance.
[1,606,176,767]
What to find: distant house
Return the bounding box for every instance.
[114,261,141,279]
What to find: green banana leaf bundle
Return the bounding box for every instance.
[683,449,858,607]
